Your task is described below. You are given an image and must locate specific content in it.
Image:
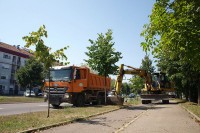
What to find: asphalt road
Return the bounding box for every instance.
[41,101,200,133]
[0,102,72,116]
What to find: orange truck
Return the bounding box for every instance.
[44,65,111,107]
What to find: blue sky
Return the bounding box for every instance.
[0,0,155,78]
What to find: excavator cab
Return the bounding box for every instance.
[151,72,173,91]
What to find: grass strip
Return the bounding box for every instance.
[0,98,141,133]
[181,102,200,118]
[174,99,200,121]
[0,96,44,103]
[0,105,121,133]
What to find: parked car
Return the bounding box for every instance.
[24,90,35,97]
[128,93,135,98]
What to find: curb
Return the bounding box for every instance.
[180,104,200,122]
[20,106,125,133]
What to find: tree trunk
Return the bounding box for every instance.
[104,74,107,105]
[198,87,200,106]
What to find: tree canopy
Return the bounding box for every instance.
[23,25,69,69]
[141,0,200,104]
[16,58,44,89]
[85,29,122,76]
[129,55,155,94]
[141,0,200,70]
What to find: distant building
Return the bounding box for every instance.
[0,42,33,95]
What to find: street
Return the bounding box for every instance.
[41,101,200,133]
[0,102,72,116]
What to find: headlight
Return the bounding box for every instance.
[64,93,69,98]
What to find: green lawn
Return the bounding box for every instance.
[0,96,44,103]
[0,105,121,133]
[174,99,200,118]
[181,102,200,118]
[0,96,141,133]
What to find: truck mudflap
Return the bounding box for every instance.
[141,94,175,100]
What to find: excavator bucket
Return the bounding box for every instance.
[107,91,124,105]
[107,95,124,105]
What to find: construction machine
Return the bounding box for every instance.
[108,64,175,104]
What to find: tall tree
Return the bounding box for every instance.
[140,55,155,73]
[23,25,69,116]
[16,58,44,96]
[141,0,200,105]
[85,29,122,76]
[129,55,155,94]
[85,29,122,103]
[129,76,143,94]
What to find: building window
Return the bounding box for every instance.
[12,56,16,63]
[0,85,5,94]
[1,76,6,79]
[3,54,11,59]
[2,64,10,69]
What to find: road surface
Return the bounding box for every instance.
[0,102,71,116]
[41,101,200,133]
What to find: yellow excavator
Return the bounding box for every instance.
[108,64,175,105]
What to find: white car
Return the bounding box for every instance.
[24,90,35,97]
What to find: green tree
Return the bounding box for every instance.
[111,79,116,89]
[85,29,122,103]
[141,0,200,105]
[16,58,44,96]
[129,76,143,94]
[23,25,69,69]
[141,0,200,69]
[23,25,69,116]
[129,55,155,94]
[140,55,155,73]
[85,29,122,77]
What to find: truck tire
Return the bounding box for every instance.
[162,100,169,104]
[142,100,147,104]
[142,100,151,104]
[97,95,105,105]
[51,104,60,108]
[76,94,85,107]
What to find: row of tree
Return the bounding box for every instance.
[16,26,122,94]
[141,0,200,104]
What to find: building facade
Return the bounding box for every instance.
[0,42,32,95]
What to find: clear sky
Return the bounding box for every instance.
[0,0,155,79]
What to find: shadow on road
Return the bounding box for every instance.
[76,117,112,128]
[122,104,170,111]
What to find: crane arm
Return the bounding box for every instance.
[115,64,152,95]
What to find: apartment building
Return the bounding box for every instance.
[0,42,32,95]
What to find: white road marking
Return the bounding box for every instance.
[115,110,148,133]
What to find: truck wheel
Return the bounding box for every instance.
[76,94,85,107]
[142,100,147,104]
[162,100,169,104]
[142,100,150,104]
[51,104,60,108]
[97,95,105,105]
[148,100,152,104]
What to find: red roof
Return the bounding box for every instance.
[0,42,33,58]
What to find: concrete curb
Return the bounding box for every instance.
[180,104,200,122]
[19,106,125,133]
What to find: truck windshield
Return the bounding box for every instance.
[46,69,72,81]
